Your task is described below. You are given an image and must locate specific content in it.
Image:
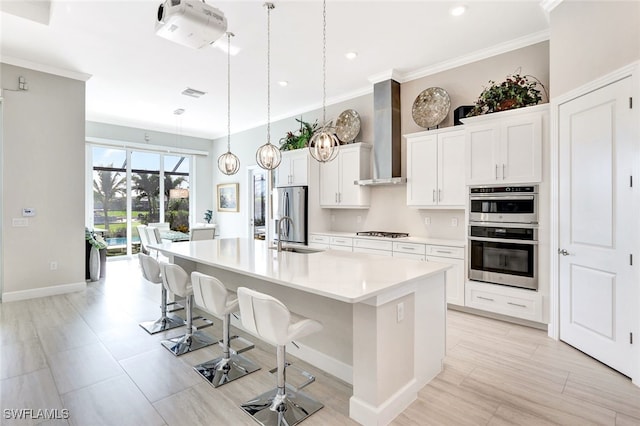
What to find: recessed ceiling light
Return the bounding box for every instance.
[278,81,289,87]
[345,51,358,60]
[181,87,206,98]
[450,5,467,16]
[174,108,185,115]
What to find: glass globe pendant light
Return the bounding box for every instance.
[255,3,282,170]
[218,32,240,175]
[308,0,339,163]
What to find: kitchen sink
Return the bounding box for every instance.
[269,246,324,254]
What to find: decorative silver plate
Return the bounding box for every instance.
[412,87,450,128]
[335,109,361,143]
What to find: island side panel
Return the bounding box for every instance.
[192,262,354,383]
[414,272,446,389]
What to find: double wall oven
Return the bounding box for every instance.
[468,185,538,290]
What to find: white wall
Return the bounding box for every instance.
[1,64,86,298]
[85,121,214,225]
[550,1,640,97]
[212,42,549,241]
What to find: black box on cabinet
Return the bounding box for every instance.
[454,106,474,125]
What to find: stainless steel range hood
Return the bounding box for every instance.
[356,79,406,186]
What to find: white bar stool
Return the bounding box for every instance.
[138,253,184,334]
[191,272,260,387]
[159,262,215,356]
[237,287,324,426]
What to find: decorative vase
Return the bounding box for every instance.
[89,245,101,282]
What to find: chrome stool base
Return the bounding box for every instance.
[139,314,184,335]
[161,330,215,356]
[240,385,324,426]
[194,353,260,388]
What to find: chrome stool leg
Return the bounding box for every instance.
[161,295,215,356]
[194,312,260,387]
[240,345,323,426]
[139,281,184,334]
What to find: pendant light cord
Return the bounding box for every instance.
[226,32,232,152]
[322,0,327,125]
[266,3,273,144]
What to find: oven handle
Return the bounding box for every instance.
[470,195,535,201]
[468,236,538,245]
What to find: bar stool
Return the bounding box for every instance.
[191,272,260,387]
[159,262,215,356]
[138,253,184,334]
[237,287,324,426]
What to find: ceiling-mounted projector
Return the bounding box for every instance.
[156,0,227,49]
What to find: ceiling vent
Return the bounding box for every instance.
[181,87,206,98]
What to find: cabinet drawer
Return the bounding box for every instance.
[330,244,353,252]
[393,242,426,255]
[354,238,393,251]
[427,245,464,259]
[309,242,330,250]
[330,236,353,247]
[309,234,330,244]
[354,247,393,257]
[465,282,542,322]
[393,251,425,261]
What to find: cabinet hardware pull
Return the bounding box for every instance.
[432,189,436,202]
[438,189,442,202]
[495,164,498,179]
[507,302,527,308]
[435,250,452,254]
[402,246,415,250]
[477,296,494,302]
[502,164,506,180]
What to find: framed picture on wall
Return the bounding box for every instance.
[217,183,239,212]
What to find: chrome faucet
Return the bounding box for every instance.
[277,216,294,252]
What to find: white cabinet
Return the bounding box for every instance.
[329,236,353,252]
[353,238,393,256]
[308,234,330,250]
[320,143,371,208]
[464,104,548,185]
[276,149,309,187]
[465,281,543,322]
[406,128,465,208]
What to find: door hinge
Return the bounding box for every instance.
[631,332,634,344]
[630,97,633,109]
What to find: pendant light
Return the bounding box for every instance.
[308,0,339,163]
[218,32,241,175]
[255,2,282,170]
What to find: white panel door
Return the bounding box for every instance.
[559,76,636,377]
[289,150,308,186]
[338,149,361,206]
[406,135,438,206]
[501,114,542,183]
[466,124,499,184]
[438,130,466,206]
[319,157,340,206]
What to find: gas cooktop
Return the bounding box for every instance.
[356,231,409,238]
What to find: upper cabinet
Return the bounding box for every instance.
[276,149,309,187]
[319,143,371,208]
[463,104,548,185]
[406,128,465,208]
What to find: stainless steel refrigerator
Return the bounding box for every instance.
[276,186,308,245]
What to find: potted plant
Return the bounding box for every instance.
[467,73,546,117]
[279,118,318,151]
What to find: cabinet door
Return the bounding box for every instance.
[426,256,464,306]
[319,158,340,206]
[276,156,293,187]
[289,150,309,186]
[466,124,499,184]
[407,135,438,206]
[437,131,465,207]
[339,149,366,206]
[500,114,542,183]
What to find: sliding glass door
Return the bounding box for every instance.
[91,146,191,257]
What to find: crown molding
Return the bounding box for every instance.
[1,56,92,82]
[401,29,550,83]
[367,69,404,84]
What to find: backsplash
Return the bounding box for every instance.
[328,185,465,240]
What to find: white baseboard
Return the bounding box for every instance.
[349,379,417,426]
[2,281,86,302]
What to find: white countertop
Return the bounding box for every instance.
[310,231,466,248]
[152,238,450,304]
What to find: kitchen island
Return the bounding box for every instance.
[152,238,449,426]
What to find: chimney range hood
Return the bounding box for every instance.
[356,79,406,186]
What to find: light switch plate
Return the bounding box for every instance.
[22,208,36,217]
[12,218,28,227]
